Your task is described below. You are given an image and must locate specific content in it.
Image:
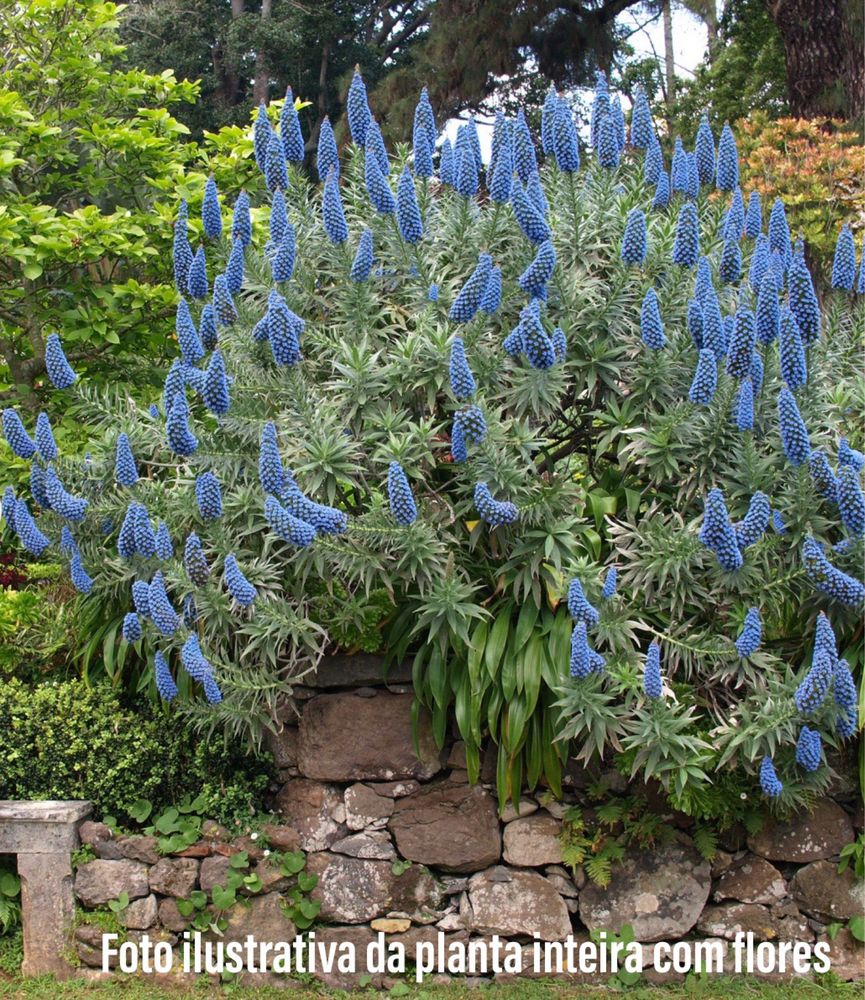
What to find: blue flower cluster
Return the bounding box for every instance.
[180,634,222,703]
[283,487,348,534]
[698,488,742,572]
[795,726,821,772]
[517,240,556,298]
[833,658,858,738]
[397,167,423,243]
[567,577,599,626]
[115,433,138,487]
[195,472,223,520]
[154,650,178,702]
[387,462,417,526]
[569,621,605,678]
[45,334,77,389]
[449,254,493,323]
[224,553,257,607]
[640,288,666,350]
[801,537,864,607]
[777,386,810,466]
[351,229,374,282]
[735,607,762,657]
[3,408,36,459]
[264,496,317,547]
[620,209,647,266]
[148,571,179,636]
[145,513,168,558]
[837,465,865,537]
[44,468,88,521]
[759,756,782,798]
[449,338,476,399]
[473,482,519,527]
[672,203,699,268]
[454,405,487,445]
[259,422,288,495]
[734,491,769,551]
[602,567,617,599]
[35,413,57,462]
[831,225,856,290]
[178,536,209,593]
[643,641,662,698]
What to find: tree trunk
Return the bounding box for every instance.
[661,0,675,125]
[253,0,273,107]
[703,1,720,62]
[212,0,245,109]
[764,0,864,119]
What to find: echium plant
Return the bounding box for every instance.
[2,72,863,818]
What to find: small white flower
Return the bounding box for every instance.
[250,832,259,841]
[263,849,271,857]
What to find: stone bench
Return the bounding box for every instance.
[0,800,92,977]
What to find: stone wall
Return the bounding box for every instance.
[71,662,865,986]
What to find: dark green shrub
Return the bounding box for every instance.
[0,679,274,825]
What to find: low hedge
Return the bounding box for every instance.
[0,678,275,824]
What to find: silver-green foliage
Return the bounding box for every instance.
[18,121,865,819]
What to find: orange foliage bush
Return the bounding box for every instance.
[735,113,864,265]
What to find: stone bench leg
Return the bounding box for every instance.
[18,852,76,979]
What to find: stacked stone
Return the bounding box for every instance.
[68,660,865,986]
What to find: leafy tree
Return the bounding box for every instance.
[673,0,788,136]
[118,0,646,140]
[0,0,197,399]
[6,74,862,820]
[0,0,279,403]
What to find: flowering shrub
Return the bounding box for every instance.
[2,71,863,820]
[736,114,864,266]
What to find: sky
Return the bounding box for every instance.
[622,4,710,79]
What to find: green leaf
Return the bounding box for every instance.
[129,799,152,823]
[297,872,318,892]
[280,851,306,876]
[0,873,20,898]
[484,613,510,682]
[849,915,865,942]
[211,885,236,910]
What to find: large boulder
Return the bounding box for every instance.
[815,929,865,981]
[463,867,572,941]
[307,853,442,924]
[389,783,501,873]
[345,784,394,830]
[216,894,295,964]
[330,831,396,861]
[119,894,158,930]
[274,779,345,852]
[148,858,199,898]
[713,855,787,905]
[747,798,854,863]
[115,836,160,865]
[301,654,412,689]
[502,814,562,867]
[790,860,865,921]
[200,856,233,893]
[75,860,149,907]
[696,902,813,943]
[306,926,380,990]
[297,691,441,782]
[579,838,711,942]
